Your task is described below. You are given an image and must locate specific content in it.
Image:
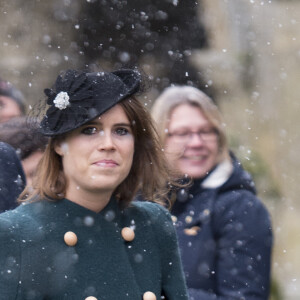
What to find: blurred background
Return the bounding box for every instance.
[0,0,299,298]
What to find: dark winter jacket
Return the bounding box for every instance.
[0,142,26,212]
[171,155,272,300]
[0,197,188,300]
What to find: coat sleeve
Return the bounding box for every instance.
[0,142,26,212]
[0,214,21,298]
[189,191,272,300]
[149,203,189,300]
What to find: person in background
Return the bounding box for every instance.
[0,142,26,212]
[0,69,188,299]
[0,116,48,186]
[0,77,26,123]
[151,85,273,300]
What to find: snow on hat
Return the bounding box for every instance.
[39,69,141,136]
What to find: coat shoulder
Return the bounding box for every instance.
[128,201,173,225]
[1,200,41,218]
[129,200,170,216]
[0,201,53,237]
[212,188,272,248]
[215,188,271,222]
[126,201,176,239]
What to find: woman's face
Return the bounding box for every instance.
[165,103,219,179]
[0,96,22,123]
[55,104,134,197]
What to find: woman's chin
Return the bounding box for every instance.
[178,162,211,179]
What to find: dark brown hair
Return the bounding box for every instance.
[0,116,48,159]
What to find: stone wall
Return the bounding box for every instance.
[0,0,83,105]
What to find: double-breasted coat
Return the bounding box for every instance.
[171,155,273,300]
[0,197,189,300]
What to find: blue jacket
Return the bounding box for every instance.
[0,197,188,299]
[171,155,272,299]
[0,142,25,212]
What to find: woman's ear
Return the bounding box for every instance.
[54,140,65,156]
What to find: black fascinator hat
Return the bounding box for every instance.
[40,69,141,136]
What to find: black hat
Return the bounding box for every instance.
[40,69,141,136]
[0,79,26,114]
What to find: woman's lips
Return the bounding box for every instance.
[93,160,119,167]
[181,155,207,162]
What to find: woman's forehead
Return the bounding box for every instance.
[91,104,130,124]
[168,104,210,128]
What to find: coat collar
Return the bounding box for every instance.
[201,158,233,189]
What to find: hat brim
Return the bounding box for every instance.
[40,69,141,136]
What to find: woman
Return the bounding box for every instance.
[151,86,273,300]
[0,69,188,300]
[0,77,26,123]
[0,141,26,212]
[0,116,48,186]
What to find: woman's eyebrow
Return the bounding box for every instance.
[84,121,131,127]
[84,121,100,126]
[113,122,131,127]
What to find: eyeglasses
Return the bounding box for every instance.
[167,128,218,143]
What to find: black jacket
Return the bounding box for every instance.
[171,155,273,299]
[0,142,26,212]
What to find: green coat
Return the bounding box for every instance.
[0,198,188,300]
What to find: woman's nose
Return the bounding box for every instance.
[97,131,115,150]
[187,132,205,146]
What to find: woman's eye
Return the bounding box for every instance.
[177,131,189,137]
[81,127,97,135]
[115,127,130,136]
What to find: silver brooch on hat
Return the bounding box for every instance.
[53,91,70,110]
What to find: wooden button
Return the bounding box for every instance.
[143,291,156,300]
[184,226,201,236]
[185,215,193,224]
[64,231,78,246]
[85,297,97,300]
[121,227,135,242]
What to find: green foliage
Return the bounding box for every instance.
[239,151,281,200]
[229,135,284,300]
[229,135,282,201]
[270,278,284,300]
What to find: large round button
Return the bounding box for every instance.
[184,226,201,236]
[143,291,156,300]
[121,227,135,242]
[85,297,97,300]
[185,215,193,224]
[64,231,78,246]
[171,215,177,223]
